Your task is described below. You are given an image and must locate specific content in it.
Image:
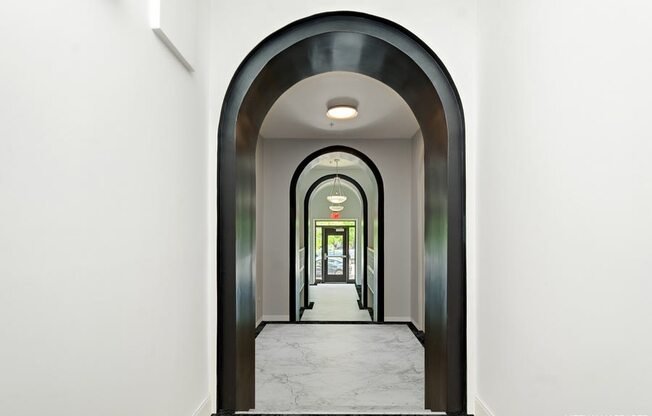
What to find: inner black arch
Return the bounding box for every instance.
[298,170,378,319]
[290,146,384,322]
[217,11,466,413]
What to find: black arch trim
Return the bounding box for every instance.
[289,146,384,323]
[300,174,373,315]
[217,11,466,413]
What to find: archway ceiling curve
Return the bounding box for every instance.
[296,150,377,195]
[234,30,449,160]
[259,71,419,140]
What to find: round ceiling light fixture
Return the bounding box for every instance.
[326,105,358,120]
[326,98,359,121]
[329,205,344,212]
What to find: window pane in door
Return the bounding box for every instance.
[327,257,344,275]
[327,234,344,256]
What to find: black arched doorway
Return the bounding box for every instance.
[217,12,466,413]
[289,145,384,322]
[297,171,377,320]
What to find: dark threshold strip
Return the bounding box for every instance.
[298,302,315,319]
[406,321,425,346]
[255,320,425,346]
[220,412,451,416]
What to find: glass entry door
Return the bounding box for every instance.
[322,227,348,283]
[314,220,356,284]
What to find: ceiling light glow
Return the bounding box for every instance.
[326,105,358,120]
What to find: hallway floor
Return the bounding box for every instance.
[301,283,372,321]
[255,323,424,413]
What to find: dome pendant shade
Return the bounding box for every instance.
[327,159,347,205]
[327,195,347,204]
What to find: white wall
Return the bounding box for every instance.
[208,2,478,411]
[8,1,648,414]
[260,138,414,321]
[0,1,211,416]
[476,1,652,415]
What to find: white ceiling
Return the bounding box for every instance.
[297,152,374,195]
[260,71,419,140]
[307,152,364,169]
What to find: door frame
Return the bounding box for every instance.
[217,11,466,413]
[314,222,357,286]
[321,226,349,283]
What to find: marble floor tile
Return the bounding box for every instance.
[301,283,371,321]
[255,324,425,413]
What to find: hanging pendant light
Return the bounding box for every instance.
[326,159,347,204]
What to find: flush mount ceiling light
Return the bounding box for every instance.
[326,105,358,120]
[326,98,359,121]
[329,205,344,212]
[326,159,348,204]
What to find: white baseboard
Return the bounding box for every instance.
[385,316,413,322]
[475,396,495,416]
[261,315,289,322]
[192,397,211,416]
[256,316,263,327]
